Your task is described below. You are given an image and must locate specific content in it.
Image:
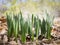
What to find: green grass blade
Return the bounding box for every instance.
[41,18,46,36]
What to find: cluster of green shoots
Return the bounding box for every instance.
[6,11,54,43]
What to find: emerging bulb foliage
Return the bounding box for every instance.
[6,11,54,43]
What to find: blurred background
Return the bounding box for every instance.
[0,0,60,18]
